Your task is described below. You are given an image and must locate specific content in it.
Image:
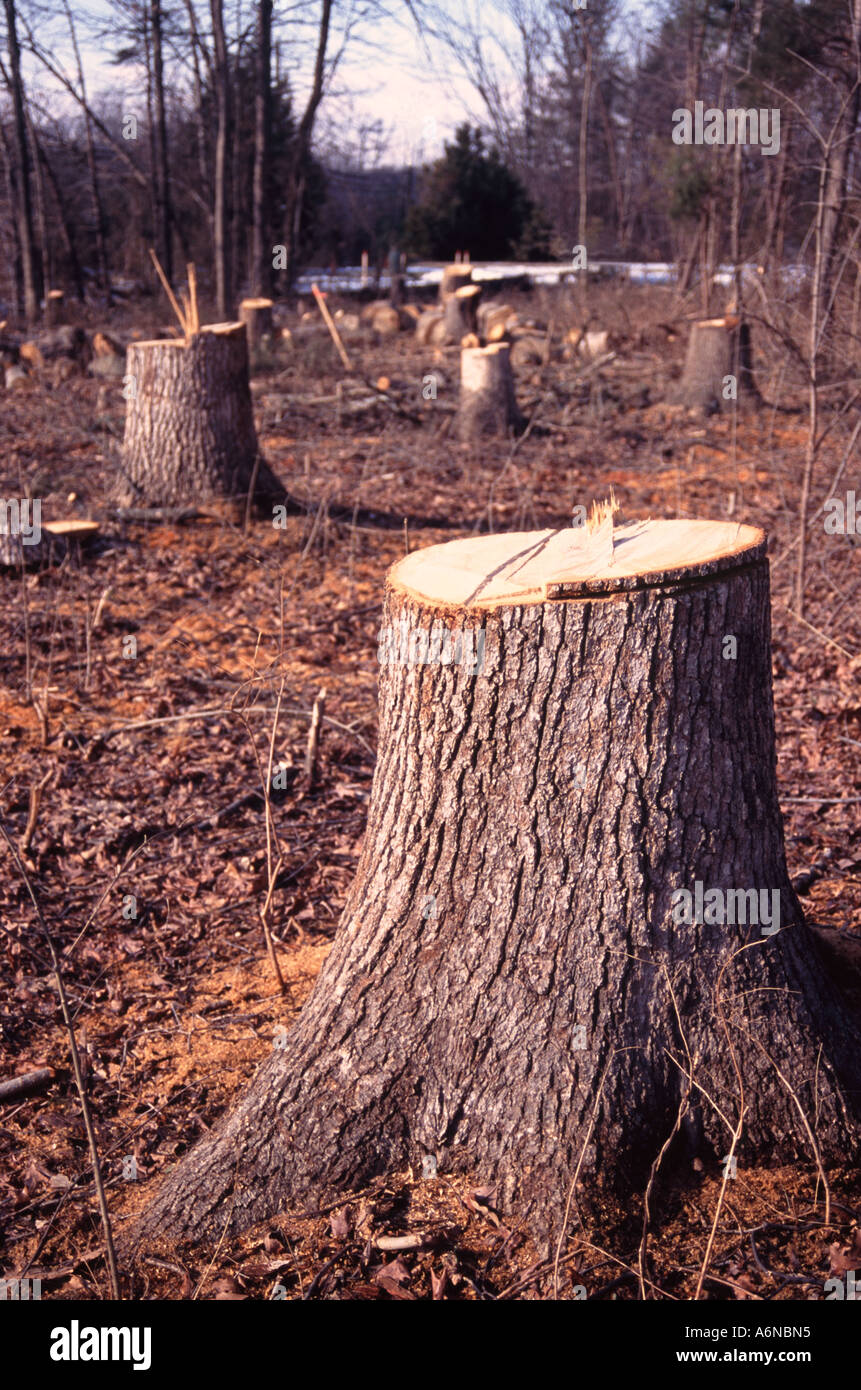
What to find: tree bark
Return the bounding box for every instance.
[458,342,522,440]
[117,322,282,509]
[210,0,232,318]
[669,316,759,413]
[129,520,861,1250]
[281,0,333,290]
[150,0,173,283]
[251,0,273,298]
[3,0,42,323]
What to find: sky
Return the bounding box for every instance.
[20,0,512,165]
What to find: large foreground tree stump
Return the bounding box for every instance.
[669,315,759,413]
[458,342,522,441]
[117,322,282,509]
[131,519,861,1249]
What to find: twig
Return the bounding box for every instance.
[304,687,327,787]
[21,769,53,853]
[0,1067,55,1103]
[311,282,353,370]
[149,248,187,337]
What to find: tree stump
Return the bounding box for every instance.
[130,518,861,1249]
[439,263,473,303]
[117,322,282,510]
[458,342,522,441]
[238,297,274,349]
[443,284,481,344]
[44,289,64,327]
[669,315,759,413]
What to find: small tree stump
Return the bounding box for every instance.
[458,343,522,441]
[118,322,281,509]
[443,284,481,344]
[44,289,64,327]
[478,301,516,342]
[238,297,274,349]
[130,518,861,1248]
[669,315,759,413]
[439,264,473,303]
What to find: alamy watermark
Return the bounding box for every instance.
[672,102,780,156]
[671,880,781,935]
[824,490,859,534]
[379,618,486,675]
[0,497,41,545]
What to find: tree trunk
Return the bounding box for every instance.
[117,322,282,510]
[443,284,481,344]
[458,343,522,440]
[238,296,274,349]
[3,0,42,323]
[210,0,232,318]
[62,0,111,303]
[251,0,273,298]
[669,316,758,414]
[129,519,861,1250]
[150,0,172,283]
[281,0,333,290]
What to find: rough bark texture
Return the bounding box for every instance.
[458,343,523,441]
[117,322,282,509]
[669,316,759,413]
[130,526,861,1251]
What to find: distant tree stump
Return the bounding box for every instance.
[439,264,473,303]
[238,297,274,349]
[44,289,64,327]
[443,284,482,344]
[669,315,759,413]
[130,519,861,1248]
[458,343,522,441]
[118,322,282,510]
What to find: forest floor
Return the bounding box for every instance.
[1,282,859,1300]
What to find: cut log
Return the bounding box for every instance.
[238,297,274,349]
[443,284,481,344]
[415,310,446,347]
[44,289,64,327]
[439,264,473,303]
[129,518,861,1249]
[117,322,282,510]
[509,335,546,370]
[669,316,759,413]
[478,302,516,342]
[371,305,401,336]
[458,343,523,441]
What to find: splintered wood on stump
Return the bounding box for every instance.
[117,322,282,510]
[670,315,759,412]
[443,284,481,344]
[238,296,274,348]
[128,518,861,1250]
[458,342,522,441]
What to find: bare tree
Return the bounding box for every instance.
[2,0,42,320]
